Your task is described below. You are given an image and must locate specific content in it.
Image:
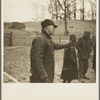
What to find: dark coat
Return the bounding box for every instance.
[30,30,70,82]
[61,46,78,80]
[93,42,96,71]
[76,37,93,59]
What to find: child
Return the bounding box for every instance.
[61,34,78,83]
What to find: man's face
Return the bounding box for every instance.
[84,32,90,39]
[46,25,55,35]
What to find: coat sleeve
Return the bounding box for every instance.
[52,41,71,50]
[31,37,48,80]
[76,38,82,53]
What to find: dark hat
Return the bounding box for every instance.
[84,31,90,34]
[84,31,90,35]
[41,19,58,28]
[84,31,90,37]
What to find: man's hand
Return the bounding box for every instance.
[70,37,76,42]
[68,37,76,46]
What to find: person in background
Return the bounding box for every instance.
[30,19,75,83]
[92,36,96,74]
[76,31,93,83]
[60,34,78,83]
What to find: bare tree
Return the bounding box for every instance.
[67,0,77,20]
[79,0,84,20]
[79,0,96,20]
[48,0,61,20]
[88,0,96,20]
[56,0,76,35]
[73,0,76,20]
[82,0,85,20]
[41,6,45,20]
[54,0,58,20]
[48,0,55,20]
[49,0,75,35]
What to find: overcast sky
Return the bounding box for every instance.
[3,0,51,22]
[3,0,92,22]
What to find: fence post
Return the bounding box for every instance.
[4,32,13,46]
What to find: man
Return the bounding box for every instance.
[60,34,78,83]
[76,31,93,82]
[30,19,75,83]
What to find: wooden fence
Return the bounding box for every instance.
[4,32,12,46]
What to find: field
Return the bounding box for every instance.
[4,46,96,83]
[3,20,96,83]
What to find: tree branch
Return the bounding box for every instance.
[57,0,65,11]
[53,14,64,19]
[65,0,75,8]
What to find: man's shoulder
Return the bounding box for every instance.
[33,34,46,41]
[31,35,47,46]
[77,37,82,41]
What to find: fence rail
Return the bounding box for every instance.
[4,32,12,46]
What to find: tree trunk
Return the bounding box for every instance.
[64,0,68,35]
[82,0,84,20]
[74,0,76,20]
[92,7,94,20]
[55,0,58,20]
[67,0,70,20]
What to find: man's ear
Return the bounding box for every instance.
[45,26,49,30]
[44,27,49,33]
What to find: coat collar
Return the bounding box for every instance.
[41,29,52,39]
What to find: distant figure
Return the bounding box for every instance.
[30,19,75,83]
[61,34,78,83]
[76,31,93,82]
[93,36,96,74]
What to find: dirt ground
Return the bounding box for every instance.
[3,46,96,83]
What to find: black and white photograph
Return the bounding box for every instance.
[3,0,97,83]
[2,0,99,99]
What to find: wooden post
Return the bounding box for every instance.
[4,32,13,46]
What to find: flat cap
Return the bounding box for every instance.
[41,19,58,28]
